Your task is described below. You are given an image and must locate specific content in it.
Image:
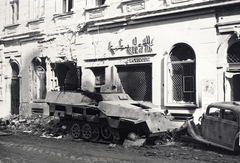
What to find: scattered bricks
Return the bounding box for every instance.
[33,147,38,152]
[144,151,157,156]
[7,143,14,147]
[50,151,56,156]
[27,147,34,151]
[70,155,76,160]
[44,150,50,154]
[56,152,62,157]
[19,119,27,123]
[76,157,83,161]
[123,138,146,148]
[38,149,44,154]
[22,146,29,151]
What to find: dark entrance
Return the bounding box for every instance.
[11,62,20,114]
[227,41,240,101]
[117,64,152,101]
[233,74,240,101]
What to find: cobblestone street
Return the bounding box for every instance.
[1,132,239,163]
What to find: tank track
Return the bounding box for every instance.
[63,119,122,144]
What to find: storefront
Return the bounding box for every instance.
[77,9,218,121]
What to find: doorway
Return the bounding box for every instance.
[11,62,20,114]
[226,41,240,101]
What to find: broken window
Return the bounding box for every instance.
[90,67,105,93]
[51,62,80,91]
[166,43,196,105]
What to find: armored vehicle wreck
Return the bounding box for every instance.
[45,85,176,142]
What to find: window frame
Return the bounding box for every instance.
[28,0,45,20]
[9,0,19,24]
[62,0,74,13]
[86,0,106,8]
[164,44,197,107]
[222,108,238,123]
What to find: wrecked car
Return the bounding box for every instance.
[187,101,240,152]
[45,85,177,142]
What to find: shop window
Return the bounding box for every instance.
[166,43,196,105]
[29,0,45,19]
[227,41,240,64]
[226,41,240,101]
[9,0,19,24]
[117,65,152,101]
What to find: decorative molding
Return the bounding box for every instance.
[84,4,109,12]
[27,18,45,30]
[85,5,109,19]
[121,0,145,13]
[53,11,74,20]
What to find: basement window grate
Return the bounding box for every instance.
[32,108,43,115]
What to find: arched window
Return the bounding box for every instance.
[227,41,240,64]
[166,43,196,105]
[225,41,240,101]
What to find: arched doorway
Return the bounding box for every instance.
[166,43,196,105]
[225,41,240,101]
[11,61,20,114]
[31,57,47,100]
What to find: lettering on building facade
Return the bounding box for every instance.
[109,35,154,55]
[126,57,150,63]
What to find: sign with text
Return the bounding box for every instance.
[109,35,154,55]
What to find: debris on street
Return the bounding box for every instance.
[0,114,69,139]
[0,113,184,146]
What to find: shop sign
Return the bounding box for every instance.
[126,56,150,64]
[109,35,154,55]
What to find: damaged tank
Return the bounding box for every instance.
[45,85,176,142]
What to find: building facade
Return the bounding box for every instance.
[0,0,239,121]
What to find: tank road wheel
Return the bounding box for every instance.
[101,123,112,140]
[70,123,81,139]
[111,129,120,142]
[82,123,92,140]
[91,124,100,141]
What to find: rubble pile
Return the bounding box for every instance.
[0,115,68,138]
[0,114,187,146]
